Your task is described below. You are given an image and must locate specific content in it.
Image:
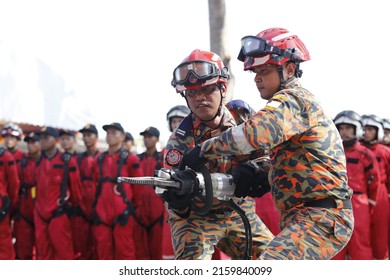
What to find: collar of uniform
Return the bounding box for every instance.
[192,107,237,139]
[284,77,301,89]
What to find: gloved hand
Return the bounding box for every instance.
[181,146,207,172]
[162,190,192,212]
[232,164,271,198]
[162,169,198,211]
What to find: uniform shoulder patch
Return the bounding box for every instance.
[175,115,192,139]
[265,95,286,111]
[226,99,256,115]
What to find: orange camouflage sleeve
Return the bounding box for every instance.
[201,90,312,159]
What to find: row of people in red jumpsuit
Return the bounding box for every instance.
[0,121,167,259]
[332,112,390,260]
[1,109,389,260]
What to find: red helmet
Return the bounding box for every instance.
[1,122,23,140]
[171,49,229,93]
[238,27,311,70]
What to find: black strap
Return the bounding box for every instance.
[0,195,11,222]
[304,198,352,209]
[93,150,133,226]
[59,153,71,206]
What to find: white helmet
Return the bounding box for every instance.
[361,114,384,141]
[1,122,23,140]
[333,110,363,138]
[382,118,390,130]
[166,105,190,132]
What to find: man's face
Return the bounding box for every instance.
[4,135,18,149]
[105,128,124,146]
[251,64,281,100]
[170,117,184,132]
[60,135,76,152]
[337,124,356,141]
[143,134,158,149]
[27,140,41,155]
[123,140,133,152]
[363,125,378,142]
[82,132,98,148]
[39,134,57,152]
[184,84,225,121]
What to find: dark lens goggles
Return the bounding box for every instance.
[237,36,298,62]
[171,61,228,87]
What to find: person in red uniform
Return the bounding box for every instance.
[75,124,101,259]
[333,111,381,259]
[134,126,164,260]
[161,105,190,260]
[360,114,390,259]
[1,123,24,258]
[91,122,143,260]
[34,126,82,260]
[0,143,19,259]
[123,132,135,153]
[59,129,85,259]
[1,123,24,172]
[59,129,78,155]
[13,131,41,259]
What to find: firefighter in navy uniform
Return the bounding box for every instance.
[91,122,143,260]
[13,131,41,259]
[34,126,82,259]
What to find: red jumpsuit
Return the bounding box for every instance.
[254,193,281,235]
[34,149,82,259]
[13,153,38,259]
[74,150,101,259]
[133,151,164,260]
[0,148,19,259]
[91,149,143,260]
[360,141,390,259]
[333,140,380,259]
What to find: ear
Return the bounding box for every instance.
[285,62,296,78]
[220,83,227,98]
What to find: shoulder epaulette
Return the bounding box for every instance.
[0,147,5,157]
[175,115,193,140]
[226,99,256,116]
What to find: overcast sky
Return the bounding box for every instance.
[0,0,389,144]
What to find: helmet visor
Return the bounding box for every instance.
[172,61,224,87]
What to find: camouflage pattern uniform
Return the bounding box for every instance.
[200,79,354,259]
[164,101,274,260]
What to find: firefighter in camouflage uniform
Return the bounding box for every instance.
[163,49,274,260]
[182,27,354,260]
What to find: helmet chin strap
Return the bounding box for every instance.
[182,83,224,123]
[276,62,302,91]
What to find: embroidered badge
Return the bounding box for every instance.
[166,149,182,166]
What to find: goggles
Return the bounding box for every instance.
[237,36,298,62]
[171,61,228,87]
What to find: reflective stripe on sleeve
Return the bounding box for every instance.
[231,125,255,154]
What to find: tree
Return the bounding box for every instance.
[208,0,234,102]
